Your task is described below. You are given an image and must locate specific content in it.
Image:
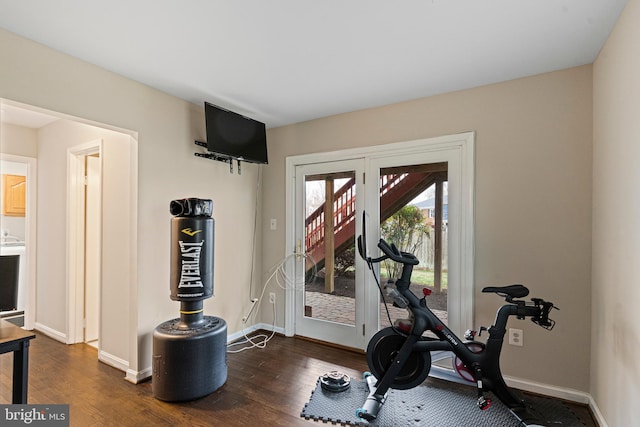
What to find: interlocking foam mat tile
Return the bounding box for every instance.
[301,377,586,426]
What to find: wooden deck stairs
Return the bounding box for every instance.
[305,164,447,274]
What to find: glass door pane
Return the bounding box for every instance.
[304,171,357,326]
[294,158,366,350]
[377,163,449,331]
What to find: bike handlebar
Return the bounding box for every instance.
[531,298,558,330]
[375,239,420,266]
[359,234,558,330]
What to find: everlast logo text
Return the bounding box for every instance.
[178,241,204,288]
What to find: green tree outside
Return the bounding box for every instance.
[381,205,430,280]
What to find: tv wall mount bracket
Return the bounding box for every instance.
[194,140,242,174]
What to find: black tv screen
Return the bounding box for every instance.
[205,102,268,164]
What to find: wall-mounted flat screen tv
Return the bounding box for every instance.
[205,102,268,164]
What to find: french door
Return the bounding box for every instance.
[293,159,369,349]
[286,132,475,350]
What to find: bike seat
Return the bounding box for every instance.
[481,284,529,299]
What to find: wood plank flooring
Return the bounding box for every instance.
[0,332,596,426]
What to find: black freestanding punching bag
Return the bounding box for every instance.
[152,198,227,401]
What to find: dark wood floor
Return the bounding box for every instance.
[1,332,597,426]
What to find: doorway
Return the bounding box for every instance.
[2,98,138,377]
[0,154,37,330]
[285,132,475,349]
[67,141,102,347]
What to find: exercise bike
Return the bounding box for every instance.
[355,227,558,425]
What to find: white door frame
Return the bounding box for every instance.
[67,140,102,345]
[285,132,475,340]
[84,154,101,343]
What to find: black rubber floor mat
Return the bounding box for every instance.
[301,377,586,426]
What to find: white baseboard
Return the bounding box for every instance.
[504,375,591,404]
[505,375,610,426]
[126,367,152,384]
[227,324,260,343]
[227,322,286,343]
[254,322,286,335]
[587,395,608,427]
[35,322,134,381]
[98,349,129,373]
[34,322,66,343]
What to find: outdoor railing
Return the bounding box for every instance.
[305,174,409,254]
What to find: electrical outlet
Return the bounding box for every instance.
[269,292,276,304]
[508,328,523,347]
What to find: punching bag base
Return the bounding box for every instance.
[152,316,227,402]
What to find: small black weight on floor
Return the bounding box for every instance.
[320,371,351,392]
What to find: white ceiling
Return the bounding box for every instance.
[0,0,628,128]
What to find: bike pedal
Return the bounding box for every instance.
[477,397,492,411]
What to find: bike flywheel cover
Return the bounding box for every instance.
[319,370,351,392]
[366,327,431,390]
[453,341,485,383]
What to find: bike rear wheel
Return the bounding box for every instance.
[366,327,431,390]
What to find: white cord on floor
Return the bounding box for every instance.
[226,299,276,353]
[227,252,316,353]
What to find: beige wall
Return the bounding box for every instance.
[36,119,133,365]
[264,66,593,391]
[592,0,640,425]
[0,29,263,378]
[1,122,38,157]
